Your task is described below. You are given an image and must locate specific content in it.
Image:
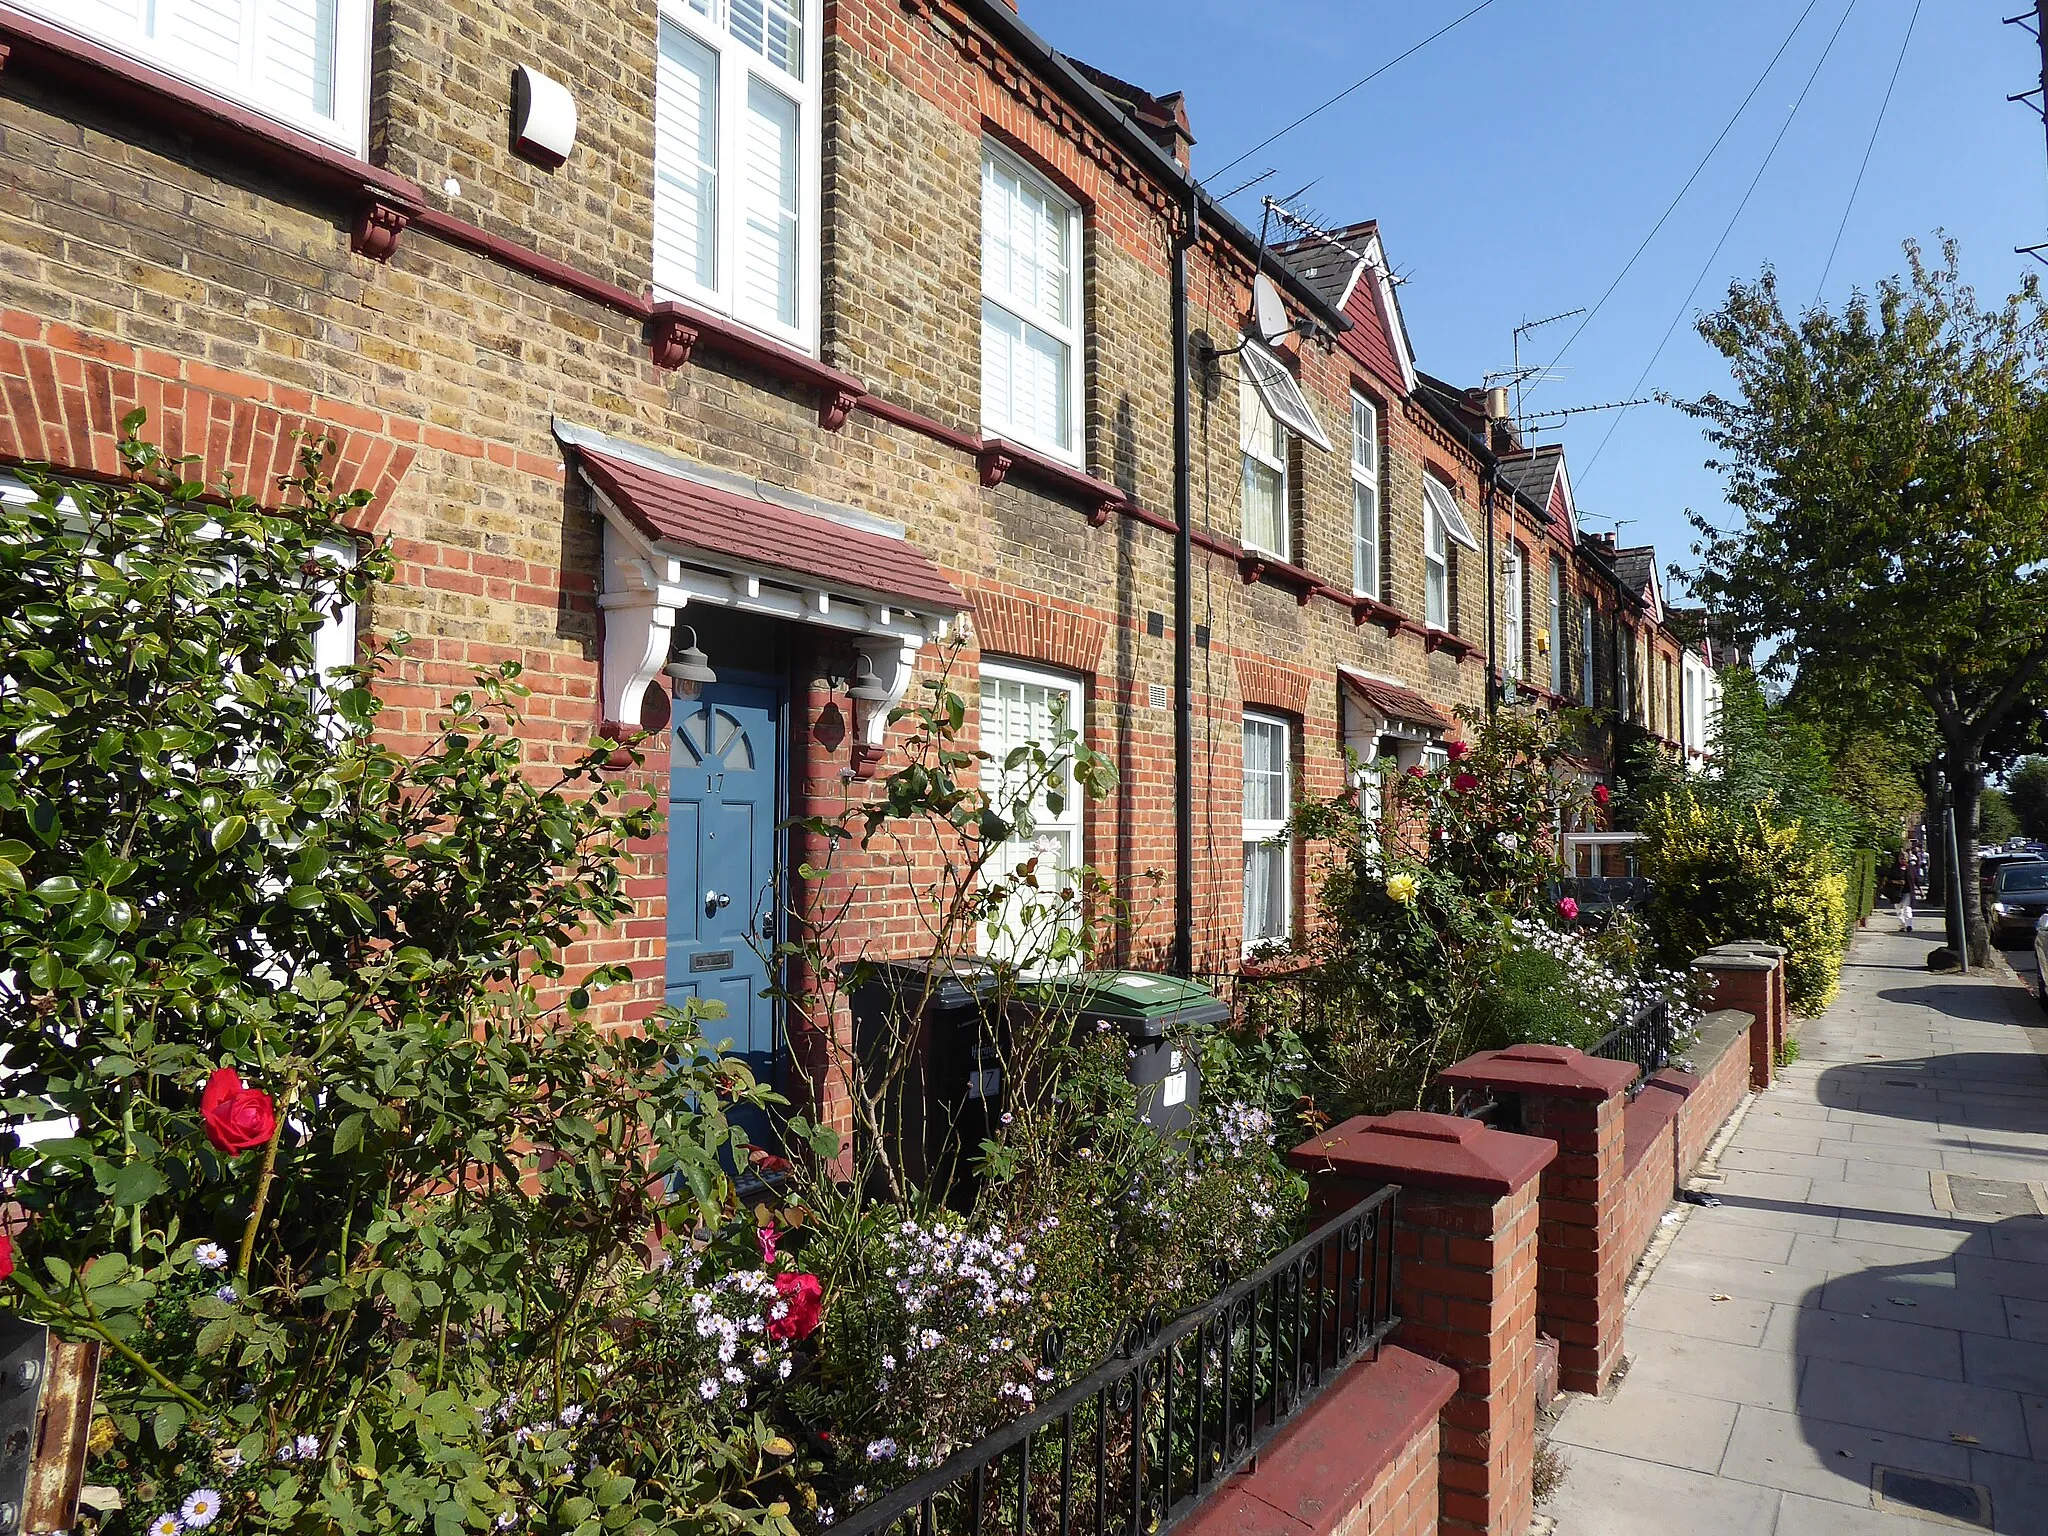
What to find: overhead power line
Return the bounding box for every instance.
[1523,0,1826,402]
[1816,0,1923,300]
[1579,0,1862,487]
[1202,0,1504,190]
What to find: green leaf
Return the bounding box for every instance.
[153,1401,186,1448]
[210,815,248,853]
[108,1161,165,1207]
[195,1317,237,1359]
[30,876,79,906]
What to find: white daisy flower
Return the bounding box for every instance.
[181,1489,223,1528]
[149,1515,183,1536]
[193,1242,229,1270]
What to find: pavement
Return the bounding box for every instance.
[1541,923,2048,1536]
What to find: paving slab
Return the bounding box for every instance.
[1763,1304,1966,1382]
[1547,1383,1740,1471]
[1716,1402,1974,1506]
[1541,1446,1783,1535]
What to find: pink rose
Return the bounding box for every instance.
[1446,741,1469,762]
[1406,766,1426,779]
[1558,897,1581,921]
[200,1068,277,1157]
[767,1272,823,1342]
[758,1225,778,1266]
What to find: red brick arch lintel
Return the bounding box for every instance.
[1231,654,1316,718]
[0,312,418,531]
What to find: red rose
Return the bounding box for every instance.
[1446,741,1469,761]
[1406,766,1426,779]
[1558,897,1581,921]
[767,1272,823,1342]
[1453,773,1479,794]
[201,1068,277,1157]
[0,1231,12,1282]
[1593,784,1611,806]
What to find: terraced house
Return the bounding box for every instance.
[0,0,1716,1133]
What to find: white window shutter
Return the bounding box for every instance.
[157,0,247,79]
[260,0,336,117]
[654,22,720,294]
[738,77,800,328]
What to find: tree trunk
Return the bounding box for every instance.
[1948,758,1990,967]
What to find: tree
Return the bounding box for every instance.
[1981,787,2021,845]
[1681,240,2048,964]
[2008,756,2048,841]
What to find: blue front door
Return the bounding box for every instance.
[668,678,783,1125]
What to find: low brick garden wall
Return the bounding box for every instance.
[1617,1006,1757,1275]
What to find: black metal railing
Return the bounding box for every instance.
[1200,969,1327,1040]
[1591,992,1675,1099]
[834,1187,1401,1536]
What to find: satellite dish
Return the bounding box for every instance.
[1253,274,1291,345]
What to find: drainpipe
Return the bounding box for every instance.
[1171,189,1199,978]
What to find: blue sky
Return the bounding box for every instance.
[1023,0,2044,592]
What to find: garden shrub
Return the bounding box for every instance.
[1636,788,1850,1012]
[1277,707,1598,1119]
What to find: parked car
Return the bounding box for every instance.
[1978,848,2047,904]
[2033,913,2048,1013]
[1989,860,2048,946]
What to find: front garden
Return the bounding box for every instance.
[0,426,1830,1536]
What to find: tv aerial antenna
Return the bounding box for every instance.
[1503,308,1583,429]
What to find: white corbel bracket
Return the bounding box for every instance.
[849,636,922,778]
[599,522,687,728]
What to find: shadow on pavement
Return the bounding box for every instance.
[1793,1215,2048,1532]
[1813,1052,2048,1134]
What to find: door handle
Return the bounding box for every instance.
[705,889,732,915]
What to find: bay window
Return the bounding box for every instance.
[981,146,1083,461]
[1241,713,1292,954]
[23,0,370,152]
[655,0,818,348]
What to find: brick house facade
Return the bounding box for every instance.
[0,0,1713,1137]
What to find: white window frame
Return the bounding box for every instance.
[1580,596,1597,703]
[22,0,372,154]
[1240,374,1290,560]
[979,143,1085,464]
[1240,340,1332,452]
[1548,561,1566,695]
[1241,712,1293,956]
[1501,543,1525,682]
[978,659,1086,965]
[1350,392,1380,598]
[653,0,822,353]
[1423,482,1451,631]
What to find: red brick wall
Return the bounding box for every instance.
[1619,1093,1681,1276]
[1332,1410,1444,1536]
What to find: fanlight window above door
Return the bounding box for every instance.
[678,704,756,771]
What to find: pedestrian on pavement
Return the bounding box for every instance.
[1882,854,1914,933]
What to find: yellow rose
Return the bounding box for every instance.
[1386,872,1418,905]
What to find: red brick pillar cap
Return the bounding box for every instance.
[1289,1111,1556,1198]
[1437,1043,1638,1101]
[1691,952,1775,972]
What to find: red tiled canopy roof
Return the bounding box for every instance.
[1339,668,1451,733]
[577,444,965,613]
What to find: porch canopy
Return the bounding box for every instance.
[556,419,967,733]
